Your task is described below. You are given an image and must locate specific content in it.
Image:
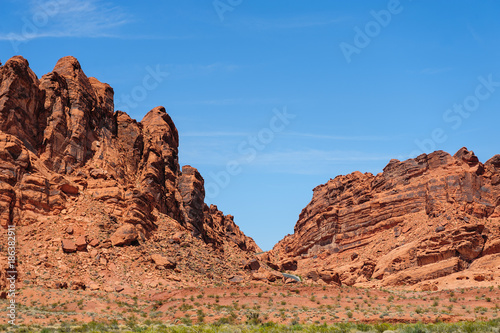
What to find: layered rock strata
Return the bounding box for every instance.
[269,148,500,289]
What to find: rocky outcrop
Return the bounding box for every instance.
[203,204,261,252]
[0,56,45,152]
[270,149,500,288]
[0,56,260,291]
[178,165,206,237]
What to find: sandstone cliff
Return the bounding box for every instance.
[268,148,500,290]
[0,56,260,292]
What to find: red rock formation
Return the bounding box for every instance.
[0,56,260,291]
[178,165,206,237]
[270,149,500,288]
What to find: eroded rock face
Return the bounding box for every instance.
[175,165,261,252]
[0,56,45,152]
[203,204,261,253]
[40,56,117,173]
[270,148,500,288]
[0,56,259,267]
[178,165,205,236]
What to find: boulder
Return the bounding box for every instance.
[62,239,77,253]
[228,276,244,284]
[151,254,177,269]
[280,259,297,271]
[88,283,100,291]
[75,236,87,251]
[59,181,79,195]
[70,281,86,290]
[110,224,138,246]
[265,271,283,282]
[251,273,267,281]
[244,259,260,271]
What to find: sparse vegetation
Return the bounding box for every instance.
[9,281,500,330]
[7,319,500,332]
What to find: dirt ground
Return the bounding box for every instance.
[2,282,499,326]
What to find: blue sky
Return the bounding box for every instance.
[1,0,500,250]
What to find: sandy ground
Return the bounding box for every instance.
[2,282,499,326]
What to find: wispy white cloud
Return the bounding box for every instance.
[164,62,240,79]
[203,63,239,72]
[238,14,349,30]
[175,97,286,106]
[258,150,390,175]
[183,131,248,137]
[0,0,131,41]
[467,22,483,45]
[405,67,453,76]
[181,146,391,175]
[286,132,394,141]
[419,67,453,75]
[250,149,391,173]
[188,99,244,106]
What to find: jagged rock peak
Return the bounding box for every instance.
[0,55,259,255]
